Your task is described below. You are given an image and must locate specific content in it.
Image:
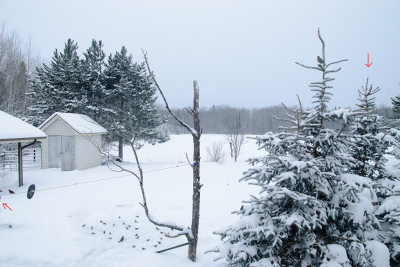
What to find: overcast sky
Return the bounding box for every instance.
[1,0,399,109]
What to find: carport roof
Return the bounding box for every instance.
[0,111,47,143]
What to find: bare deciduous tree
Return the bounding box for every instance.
[0,23,42,117]
[86,49,203,262]
[224,107,248,162]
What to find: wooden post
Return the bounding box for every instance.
[18,142,23,187]
[188,81,201,262]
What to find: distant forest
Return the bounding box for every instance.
[157,103,395,135]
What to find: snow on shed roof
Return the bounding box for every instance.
[0,110,47,143]
[39,112,107,134]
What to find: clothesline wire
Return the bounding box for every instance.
[2,163,192,196]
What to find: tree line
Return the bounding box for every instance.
[157,103,394,135]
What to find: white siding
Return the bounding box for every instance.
[42,118,76,135]
[75,134,102,170]
[41,138,48,169]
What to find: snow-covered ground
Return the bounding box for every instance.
[0,134,265,267]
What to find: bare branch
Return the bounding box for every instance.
[326,59,348,68]
[186,153,193,169]
[142,48,197,137]
[295,62,321,70]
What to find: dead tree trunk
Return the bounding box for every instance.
[189,81,201,261]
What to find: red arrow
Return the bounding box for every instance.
[365,53,372,67]
[3,203,12,211]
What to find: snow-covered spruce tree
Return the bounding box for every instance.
[348,78,391,181]
[102,47,169,160]
[81,39,106,121]
[208,29,390,267]
[28,39,86,125]
[390,88,400,119]
[375,184,400,266]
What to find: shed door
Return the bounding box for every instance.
[48,135,62,168]
[48,135,75,171]
[61,136,75,171]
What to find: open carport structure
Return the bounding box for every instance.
[0,111,47,187]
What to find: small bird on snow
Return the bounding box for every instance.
[156,227,159,230]
[135,228,139,230]
[132,245,136,248]
[82,224,86,227]
[146,239,150,241]
[92,232,95,234]
[118,236,124,243]
[8,190,15,194]
[136,215,139,218]
[126,227,129,230]
[91,226,93,229]
[142,248,146,250]
[109,237,112,240]
[158,241,161,244]
[135,220,137,223]
[154,245,157,247]
[103,231,105,234]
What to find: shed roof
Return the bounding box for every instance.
[0,110,47,143]
[39,112,108,134]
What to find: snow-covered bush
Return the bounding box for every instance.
[208,29,390,267]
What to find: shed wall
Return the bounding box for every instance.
[43,118,75,135]
[75,134,102,170]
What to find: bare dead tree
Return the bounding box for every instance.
[142,49,202,262]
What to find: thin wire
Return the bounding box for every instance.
[3,163,191,196]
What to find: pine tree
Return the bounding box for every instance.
[81,39,106,121]
[28,39,86,125]
[102,47,168,160]
[208,29,389,267]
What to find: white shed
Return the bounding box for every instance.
[39,112,107,171]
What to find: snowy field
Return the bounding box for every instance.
[0,134,266,267]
